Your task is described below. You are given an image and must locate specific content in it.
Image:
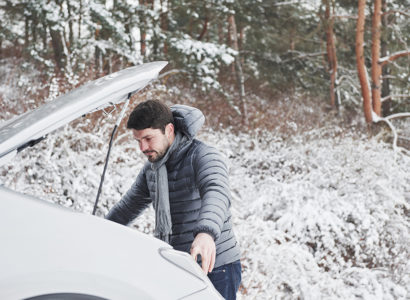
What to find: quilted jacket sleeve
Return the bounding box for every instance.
[105,164,152,225]
[192,143,231,240]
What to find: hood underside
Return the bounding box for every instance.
[0,61,167,164]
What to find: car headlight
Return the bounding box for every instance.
[158,248,224,299]
[158,248,209,282]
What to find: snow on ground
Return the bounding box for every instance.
[0,115,409,299]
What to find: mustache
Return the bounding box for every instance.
[143,150,156,154]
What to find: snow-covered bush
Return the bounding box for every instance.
[168,34,237,91]
[202,129,409,299]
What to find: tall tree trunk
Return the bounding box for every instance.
[289,27,295,51]
[356,0,372,123]
[31,8,38,46]
[66,0,74,48]
[41,19,48,51]
[197,16,208,41]
[49,27,66,72]
[371,0,382,116]
[24,16,29,48]
[48,2,66,74]
[31,18,38,45]
[218,19,224,44]
[160,0,168,56]
[141,31,147,57]
[78,0,82,39]
[324,0,338,108]
[381,0,391,115]
[228,14,247,125]
[239,27,244,51]
[139,0,147,58]
[94,22,101,74]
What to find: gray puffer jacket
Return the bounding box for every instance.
[106,104,241,268]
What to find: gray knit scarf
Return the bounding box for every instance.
[151,131,185,243]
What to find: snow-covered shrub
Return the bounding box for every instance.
[200,128,409,299]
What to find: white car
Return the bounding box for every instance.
[0,62,223,300]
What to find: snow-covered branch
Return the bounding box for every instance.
[372,111,410,153]
[385,112,410,120]
[379,50,410,66]
[381,10,410,18]
[381,95,410,102]
[272,1,299,6]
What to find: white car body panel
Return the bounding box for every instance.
[0,186,216,300]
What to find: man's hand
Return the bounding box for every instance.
[190,232,216,274]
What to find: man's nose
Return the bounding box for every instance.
[139,141,148,152]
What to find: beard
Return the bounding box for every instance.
[144,140,170,163]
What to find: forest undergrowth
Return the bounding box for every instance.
[1,59,409,299]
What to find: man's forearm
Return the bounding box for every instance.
[106,196,149,225]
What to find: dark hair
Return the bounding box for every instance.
[127,99,174,133]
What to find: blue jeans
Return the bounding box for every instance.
[208,260,242,300]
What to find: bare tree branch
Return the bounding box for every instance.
[332,15,358,20]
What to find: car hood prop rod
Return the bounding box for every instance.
[92,93,131,215]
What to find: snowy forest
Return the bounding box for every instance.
[0,0,409,299]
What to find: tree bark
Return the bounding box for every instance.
[356,0,372,123]
[381,0,390,115]
[41,18,48,51]
[94,21,101,74]
[324,0,338,108]
[218,19,224,44]
[31,11,38,45]
[66,0,74,48]
[48,1,66,73]
[371,0,382,116]
[78,0,82,39]
[49,27,66,72]
[239,27,244,51]
[228,14,247,125]
[139,0,147,58]
[197,16,208,41]
[160,0,168,55]
[24,16,29,48]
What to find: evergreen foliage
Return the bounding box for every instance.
[0,0,408,115]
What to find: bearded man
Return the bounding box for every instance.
[106,100,241,299]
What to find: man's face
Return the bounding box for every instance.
[132,124,174,163]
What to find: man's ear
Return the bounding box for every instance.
[165,123,174,138]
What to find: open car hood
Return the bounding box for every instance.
[0,61,167,165]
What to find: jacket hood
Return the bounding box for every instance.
[170,105,205,140]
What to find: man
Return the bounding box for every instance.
[106,100,241,299]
